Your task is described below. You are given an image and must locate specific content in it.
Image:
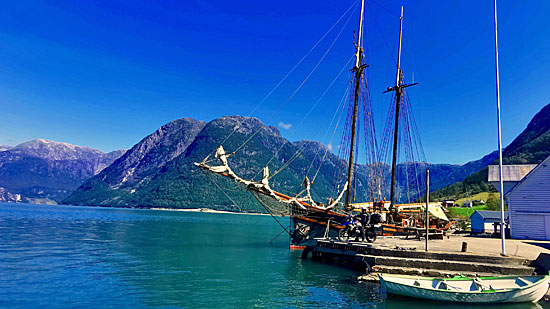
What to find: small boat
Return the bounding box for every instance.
[379,273,550,303]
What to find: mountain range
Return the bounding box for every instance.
[431,102,550,200]
[63,116,498,210]
[5,102,547,209]
[0,139,125,203]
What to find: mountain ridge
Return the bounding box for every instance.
[63,115,495,210]
[0,139,126,203]
[431,102,550,201]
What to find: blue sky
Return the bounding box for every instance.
[0,0,548,164]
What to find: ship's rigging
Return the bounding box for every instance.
[195,0,434,244]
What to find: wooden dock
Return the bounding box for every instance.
[302,238,536,278]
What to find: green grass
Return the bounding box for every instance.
[454,192,499,205]
[447,205,488,219]
[449,192,502,219]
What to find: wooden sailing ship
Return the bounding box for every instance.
[195,2,453,248]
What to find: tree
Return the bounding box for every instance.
[485,194,500,211]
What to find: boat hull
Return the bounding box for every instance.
[380,274,550,303]
[290,214,344,247]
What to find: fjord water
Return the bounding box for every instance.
[0,203,546,308]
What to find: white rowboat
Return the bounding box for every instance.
[379,274,550,303]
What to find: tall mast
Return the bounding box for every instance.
[355,0,366,68]
[384,6,417,214]
[389,7,404,213]
[345,0,367,208]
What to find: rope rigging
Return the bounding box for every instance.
[197,1,428,217]
[210,0,361,160]
[250,54,355,182]
[229,2,358,158]
[378,79,427,204]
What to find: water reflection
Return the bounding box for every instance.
[0,204,548,308]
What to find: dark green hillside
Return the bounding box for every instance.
[128,116,311,208]
[63,118,206,206]
[432,103,550,201]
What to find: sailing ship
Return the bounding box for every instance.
[195,1,451,248]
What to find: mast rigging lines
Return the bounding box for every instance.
[200,2,428,213]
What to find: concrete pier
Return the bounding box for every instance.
[302,235,549,278]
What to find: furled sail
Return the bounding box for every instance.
[195,145,348,215]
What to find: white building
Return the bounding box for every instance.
[504,156,550,240]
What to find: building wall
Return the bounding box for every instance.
[471,214,484,233]
[471,215,502,234]
[483,222,498,233]
[508,160,550,240]
[489,181,518,195]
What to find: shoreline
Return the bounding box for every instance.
[149,207,270,216]
[0,202,271,216]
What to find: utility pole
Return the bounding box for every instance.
[493,0,506,256]
[425,169,429,251]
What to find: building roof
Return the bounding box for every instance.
[471,210,509,220]
[505,155,550,198]
[488,164,537,182]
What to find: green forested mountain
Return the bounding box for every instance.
[431,103,550,201]
[63,115,496,211]
[64,116,352,210]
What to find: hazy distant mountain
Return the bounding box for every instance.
[291,140,493,199]
[64,116,491,210]
[432,102,550,200]
[0,139,125,203]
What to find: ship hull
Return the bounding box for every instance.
[290,212,345,247]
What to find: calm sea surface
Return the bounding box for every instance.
[0,203,547,308]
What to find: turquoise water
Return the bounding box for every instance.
[0,203,547,308]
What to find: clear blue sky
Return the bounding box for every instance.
[0,0,548,164]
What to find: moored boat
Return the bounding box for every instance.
[379,273,550,303]
[194,3,450,248]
